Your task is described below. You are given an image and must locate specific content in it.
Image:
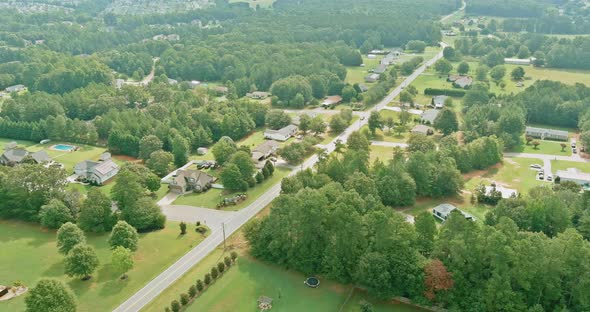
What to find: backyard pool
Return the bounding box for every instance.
[51,144,76,152]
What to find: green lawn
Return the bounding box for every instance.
[0,220,208,312]
[370,145,397,163]
[512,140,572,156]
[464,158,545,193]
[345,56,382,86]
[173,167,290,210]
[552,160,590,174]
[144,243,423,312]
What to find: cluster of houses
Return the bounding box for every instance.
[73,153,120,185]
[0,142,52,167]
[447,74,473,89]
[365,49,403,83]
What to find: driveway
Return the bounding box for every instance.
[382,106,424,116]
[161,205,236,229]
[504,152,590,176]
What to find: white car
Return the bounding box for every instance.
[530,164,542,170]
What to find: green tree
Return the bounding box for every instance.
[139,135,163,160]
[457,62,470,75]
[310,116,327,135]
[146,150,174,177]
[111,246,134,280]
[434,59,453,75]
[433,108,459,135]
[25,279,76,312]
[408,133,436,153]
[476,65,489,81]
[489,65,506,85]
[368,111,382,136]
[122,197,166,232]
[211,136,237,165]
[111,170,144,210]
[443,46,456,60]
[406,40,427,52]
[109,221,139,251]
[57,222,86,255]
[415,211,437,256]
[64,243,99,280]
[377,171,416,207]
[39,199,73,229]
[511,66,525,80]
[330,115,348,134]
[172,136,190,168]
[299,114,312,133]
[341,85,357,103]
[229,151,255,183]
[266,110,292,130]
[78,189,116,233]
[221,163,248,191]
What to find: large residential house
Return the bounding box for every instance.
[372,64,388,74]
[411,124,433,136]
[169,169,217,194]
[0,149,51,166]
[432,203,476,222]
[264,125,298,142]
[525,127,569,141]
[252,140,280,162]
[447,75,473,89]
[74,159,119,185]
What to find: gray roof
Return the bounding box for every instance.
[433,203,476,221]
[99,152,111,161]
[421,109,440,124]
[525,127,568,138]
[433,95,448,107]
[93,159,119,177]
[2,149,28,162]
[411,124,432,135]
[31,150,51,163]
[266,125,298,137]
[365,73,380,82]
[454,76,473,88]
[75,160,99,171]
[556,168,590,183]
[373,64,388,74]
[5,84,25,92]
[253,140,280,155]
[4,141,17,150]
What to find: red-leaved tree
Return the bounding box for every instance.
[424,259,454,302]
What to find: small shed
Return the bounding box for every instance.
[197,147,208,155]
[257,296,273,310]
[99,152,112,161]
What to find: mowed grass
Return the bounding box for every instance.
[464,157,546,193]
[552,160,590,173]
[173,167,290,210]
[143,228,424,312]
[512,140,572,156]
[346,55,383,86]
[0,220,208,312]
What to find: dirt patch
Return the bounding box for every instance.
[504,158,518,165]
[462,163,503,180]
[113,155,140,162]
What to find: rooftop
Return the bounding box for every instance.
[421,109,440,124]
[525,126,569,137]
[556,168,590,182]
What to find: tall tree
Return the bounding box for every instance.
[368,111,382,136]
[433,108,459,135]
[109,221,139,251]
[111,246,134,280]
[57,222,86,255]
[139,135,163,160]
[64,243,99,280]
[78,189,116,233]
[39,199,74,229]
[172,136,190,168]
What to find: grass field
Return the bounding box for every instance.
[345,56,382,86]
[464,158,546,193]
[512,140,573,156]
[173,167,290,210]
[0,220,208,312]
[143,218,425,312]
[552,160,590,173]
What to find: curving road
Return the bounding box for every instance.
[114,12,455,312]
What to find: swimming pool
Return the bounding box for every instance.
[52,144,76,152]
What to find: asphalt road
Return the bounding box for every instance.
[113,16,451,312]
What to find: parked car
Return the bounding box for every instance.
[538,173,544,180]
[573,148,577,154]
[530,164,542,170]
[547,175,553,182]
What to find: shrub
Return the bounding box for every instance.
[230,251,238,262]
[179,222,187,235]
[180,293,189,306]
[224,256,232,267]
[165,308,171,312]
[196,279,204,292]
[217,262,225,273]
[204,273,211,285]
[196,221,201,226]
[171,300,181,312]
[188,285,197,298]
[211,267,219,279]
[255,171,264,184]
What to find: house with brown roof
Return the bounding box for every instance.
[321,95,342,108]
[169,169,217,194]
[252,140,280,162]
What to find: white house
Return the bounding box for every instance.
[525,127,569,141]
[556,168,590,185]
[5,84,25,93]
[504,58,535,66]
[432,204,476,222]
[74,159,120,185]
[264,125,298,142]
[485,185,518,199]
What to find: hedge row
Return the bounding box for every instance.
[423,88,466,97]
[165,252,239,312]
